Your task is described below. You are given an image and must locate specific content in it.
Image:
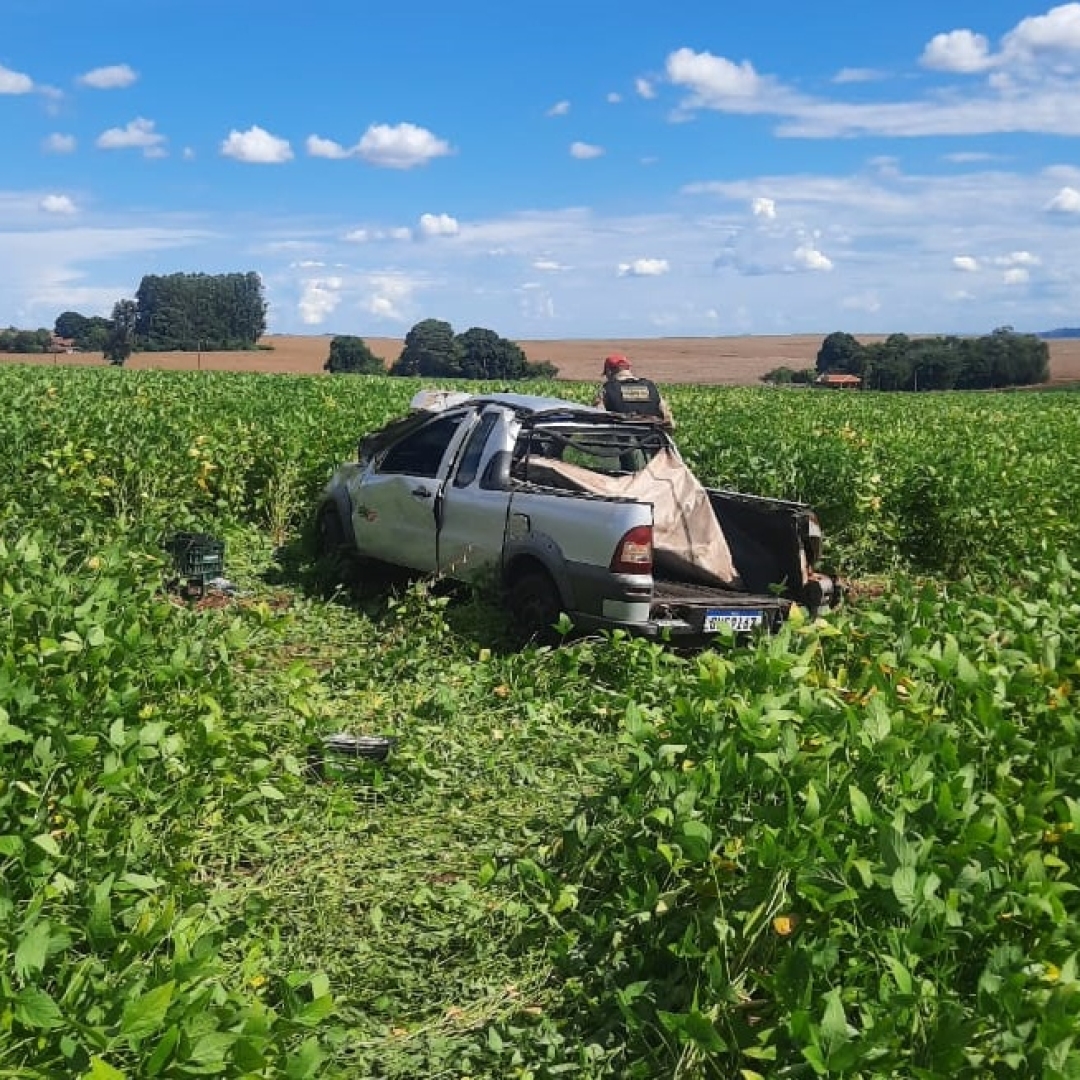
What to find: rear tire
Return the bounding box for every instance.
[508,570,563,647]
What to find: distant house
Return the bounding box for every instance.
[48,335,77,354]
[814,372,862,390]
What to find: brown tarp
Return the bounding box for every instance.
[522,448,744,588]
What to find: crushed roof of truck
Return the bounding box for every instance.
[409,388,604,416]
[358,389,665,463]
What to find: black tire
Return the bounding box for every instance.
[315,502,349,559]
[315,502,360,587]
[508,570,563,647]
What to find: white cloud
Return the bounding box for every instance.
[994,250,1040,267]
[357,122,452,168]
[833,68,884,84]
[298,276,342,325]
[953,255,980,272]
[665,8,1080,139]
[0,64,34,94]
[570,140,604,159]
[43,133,76,154]
[96,118,167,157]
[666,47,769,109]
[635,76,657,99]
[40,195,77,215]
[617,257,670,277]
[365,273,417,321]
[533,258,570,271]
[841,292,882,313]
[920,30,994,73]
[418,212,459,238]
[1002,3,1080,65]
[607,91,622,104]
[344,225,412,243]
[751,197,776,219]
[793,244,833,271]
[77,64,138,90]
[1046,185,1080,212]
[546,100,570,116]
[1003,267,1030,285]
[221,125,293,164]
[306,134,350,159]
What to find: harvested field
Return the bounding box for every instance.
[7,333,1080,385]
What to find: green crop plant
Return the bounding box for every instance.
[1,363,1079,1077]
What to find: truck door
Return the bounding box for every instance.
[437,409,513,577]
[351,413,470,572]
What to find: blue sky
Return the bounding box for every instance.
[3,0,1080,339]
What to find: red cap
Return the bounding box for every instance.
[603,353,631,375]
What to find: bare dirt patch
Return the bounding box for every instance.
[8,334,1080,386]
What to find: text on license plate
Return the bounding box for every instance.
[704,608,765,633]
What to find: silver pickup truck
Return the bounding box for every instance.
[316,390,840,644]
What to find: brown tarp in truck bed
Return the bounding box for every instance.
[521,448,744,589]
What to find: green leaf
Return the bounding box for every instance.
[285,1037,326,1080]
[0,835,24,857]
[145,1025,180,1076]
[83,1057,127,1080]
[188,1031,236,1066]
[14,920,52,978]
[677,819,713,862]
[0,711,29,745]
[883,954,914,996]
[120,981,174,1040]
[862,696,891,743]
[14,986,64,1030]
[891,865,918,914]
[849,785,874,826]
[956,651,979,686]
[32,832,61,857]
[298,993,335,1027]
[820,988,851,1053]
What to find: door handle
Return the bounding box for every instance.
[411,486,433,499]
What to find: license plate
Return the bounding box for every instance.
[704,608,765,633]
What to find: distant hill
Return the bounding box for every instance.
[1040,328,1080,339]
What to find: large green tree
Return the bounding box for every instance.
[134,271,267,351]
[103,300,138,366]
[456,326,530,379]
[390,319,557,380]
[54,311,89,341]
[819,328,1049,391]
[816,331,865,375]
[324,336,384,374]
[390,319,462,377]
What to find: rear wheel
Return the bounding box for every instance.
[508,570,563,647]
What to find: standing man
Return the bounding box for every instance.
[593,353,675,431]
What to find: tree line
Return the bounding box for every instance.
[815,327,1049,390]
[324,318,557,380]
[0,272,269,364]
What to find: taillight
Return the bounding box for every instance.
[611,525,653,574]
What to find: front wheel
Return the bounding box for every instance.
[507,570,564,647]
[315,502,349,558]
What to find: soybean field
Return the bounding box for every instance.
[2,365,1079,1079]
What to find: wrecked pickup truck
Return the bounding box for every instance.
[316,389,840,644]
